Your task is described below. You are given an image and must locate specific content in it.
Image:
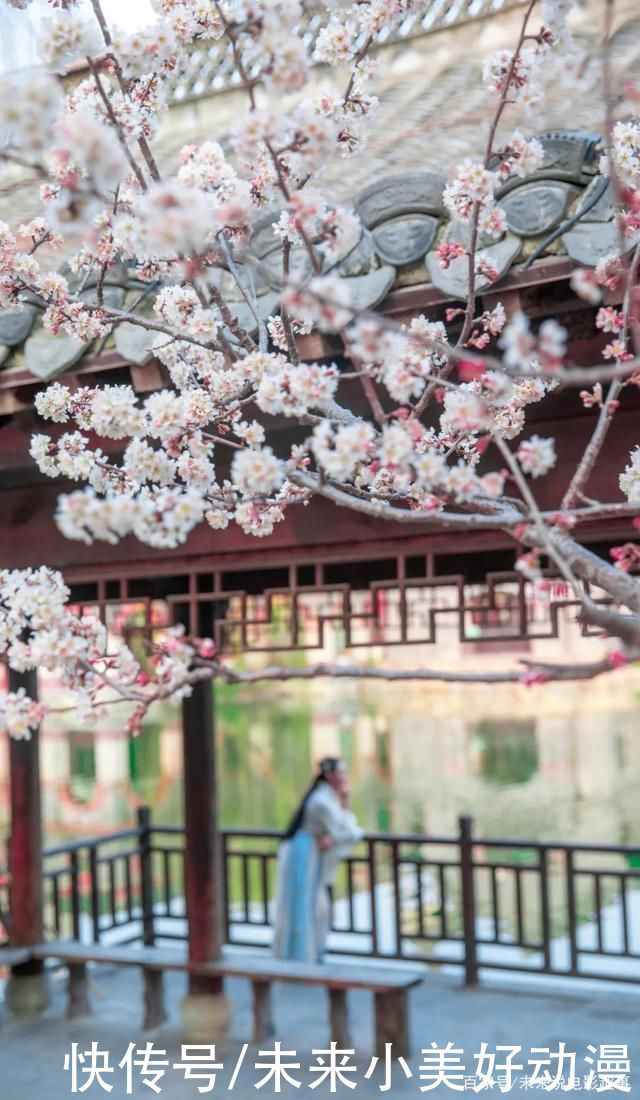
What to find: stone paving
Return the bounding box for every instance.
[2,959,638,1098]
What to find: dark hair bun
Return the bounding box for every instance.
[319,757,340,776]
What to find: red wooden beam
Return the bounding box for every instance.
[380,256,581,317]
[7,667,46,985]
[0,349,128,392]
[0,253,621,400]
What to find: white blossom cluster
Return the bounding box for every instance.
[604,120,640,194]
[499,313,567,372]
[274,192,362,265]
[34,2,103,72]
[0,567,122,738]
[620,449,640,506]
[516,435,557,479]
[482,0,580,109]
[0,0,636,733]
[0,567,211,738]
[443,134,545,237]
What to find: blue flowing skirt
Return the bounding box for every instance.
[272,831,328,962]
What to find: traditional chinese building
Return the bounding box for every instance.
[1,0,640,1021]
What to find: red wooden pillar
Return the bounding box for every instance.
[181,677,223,997]
[6,665,48,1013]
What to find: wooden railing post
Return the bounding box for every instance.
[69,849,81,942]
[138,806,155,947]
[220,831,231,945]
[390,840,403,957]
[565,848,578,975]
[459,815,478,986]
[368,838,379,957]
[88,845,100,943]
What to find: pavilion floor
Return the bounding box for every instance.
[1,957,639,1096]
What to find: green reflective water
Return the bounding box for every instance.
[22,675,640,850]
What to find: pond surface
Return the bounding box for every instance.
[7,673,638,850]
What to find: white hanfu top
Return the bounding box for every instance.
[272,781,363,961]
[302,782,363,885]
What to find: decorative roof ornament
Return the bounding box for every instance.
[426,234,521,300]
[0,304,37,346]
[356,171,445,266]
[1,130,636,380]
[500,182,580,238]
[24,328,88,382]
[492,131,602,194]
[562,221,640,267]
[114,323,156,367]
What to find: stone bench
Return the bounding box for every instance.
[30,941,424,1056]
[0,945,31,968]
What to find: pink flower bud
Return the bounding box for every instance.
[519,670,549,687]
[608,650,629,669]
[458,359,485,382]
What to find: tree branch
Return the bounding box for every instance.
[562,240,640,509]
[192,654,634,686]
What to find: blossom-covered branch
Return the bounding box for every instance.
[0,565,634,743]
[0,0,640,736]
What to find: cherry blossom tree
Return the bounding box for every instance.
[1,0,640,739]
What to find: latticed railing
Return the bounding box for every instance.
[32,809,640,985]
[166,0,526,104]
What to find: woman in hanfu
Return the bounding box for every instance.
[273,757,363,963]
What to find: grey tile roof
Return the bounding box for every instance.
[0,5,638,390]
[0,128,634,389]
[165,0,528,105]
